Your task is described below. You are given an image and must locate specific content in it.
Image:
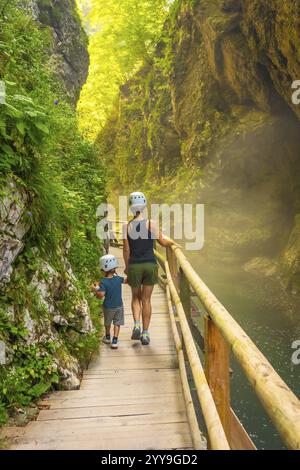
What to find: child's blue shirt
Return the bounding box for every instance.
[99,275,124,309]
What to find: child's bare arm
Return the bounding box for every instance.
[96,291,105,299]
[91,282,105,299]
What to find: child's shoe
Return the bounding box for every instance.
[111,337,119,349]
[102,334,111,344]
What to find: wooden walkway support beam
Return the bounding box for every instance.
[204,315,231,447]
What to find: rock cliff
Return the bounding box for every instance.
[27,0,89,103]
[100,0,300,295]
[0,0,94,419]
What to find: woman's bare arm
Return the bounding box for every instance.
[123,223,130,274]
[149,220,182,248]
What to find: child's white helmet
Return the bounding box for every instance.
[129,192,147,215]
[100,254,118,272]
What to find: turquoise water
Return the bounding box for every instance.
[188,256,300,450]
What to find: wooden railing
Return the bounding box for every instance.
[109,220,300,450]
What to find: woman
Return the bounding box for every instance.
[123,192,175,345]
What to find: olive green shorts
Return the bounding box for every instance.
[128,263,158,288]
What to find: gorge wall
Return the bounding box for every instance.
[28,0,89,103]
[99,0,300,295]
[0,0,101,425]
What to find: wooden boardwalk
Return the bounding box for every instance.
[4,248,194,450]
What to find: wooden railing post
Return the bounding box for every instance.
[204,315,231,448]
[166,246,179,292]
[179,267,191,318]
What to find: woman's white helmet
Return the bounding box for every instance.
[100,254,118,272]
[129,192,147,215]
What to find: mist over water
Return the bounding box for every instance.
[186,247,300,450]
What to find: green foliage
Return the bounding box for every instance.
[0,0,105,423]
[0,91,49,175]
[0,342,59,411]
[0,307,59,424]
[96,0,231,205]
[0,0,105,264]
[77,0,170,138]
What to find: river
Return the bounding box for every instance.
[188,253,300,450]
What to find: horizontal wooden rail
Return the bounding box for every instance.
[170,245,300,450]
[166,285,204,450]
[165,262,230,450]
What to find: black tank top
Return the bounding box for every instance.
[127,219,157,264]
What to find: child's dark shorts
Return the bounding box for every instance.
[103,306,124,327]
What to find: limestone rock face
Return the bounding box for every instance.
[28,0,89,103]
[242,0,300,120]
[102,0,300,294]
[0,180,30,286]
[168,0,300,286]
[0,180,95,390]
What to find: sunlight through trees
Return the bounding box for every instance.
[77,0,170,139]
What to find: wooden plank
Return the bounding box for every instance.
[25,418,188,436]
[29,411,190,429]
[122,314,169,319]
[37,400,187,421]
[87,354,178,371]
[42,393,186,410]
[7,422,193,450]
[117,327,172,333]
[81,371,180,386]
[83,367,180,378]
[99,347,176,357]
[204,315,231,448]
[230,409,256,450]
[51,376,181,397]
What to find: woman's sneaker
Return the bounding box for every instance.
[111,337,119,349]
[102,335,111,344]
[131,325,141,340]
[141,332,150,346]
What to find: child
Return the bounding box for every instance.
[92,254,125,349]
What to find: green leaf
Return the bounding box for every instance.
[1,143,14,155]
[34,121,49,134]
[4,102,22,118]
[16,121,26,135]
[4,80,16,87]
[13,95,34,104]
[29,381,51,398]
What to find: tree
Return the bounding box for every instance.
[77,0,170,139]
